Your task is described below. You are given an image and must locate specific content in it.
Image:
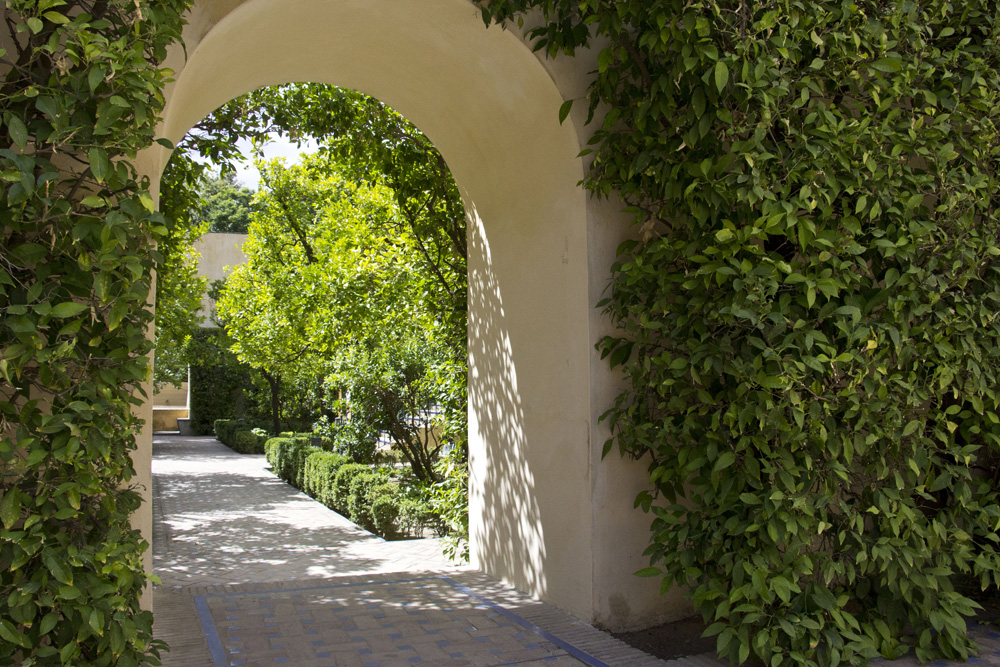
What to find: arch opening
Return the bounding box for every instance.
[140,0,677,628]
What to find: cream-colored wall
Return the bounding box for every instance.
[152,408,189,432]
[135,0,682,630]
[153,382,188,407]
[192,233,248,324]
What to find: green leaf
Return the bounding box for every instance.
[715,228,735,243]
[558,99,574,125]
[0,619,26,647]
[89,147,110,183]
[7,115,28,150]
[714,61,729,93]
[714,451,736,471]
[871,57,902,72]
[50,302,88,318]
[39,612,58,636]
[634,567,661,577]
[88,608,104,636]
[0,488,21,529]
[757,374,786,389]
[43,550,73,584]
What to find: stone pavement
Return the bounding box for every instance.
[150,435,1000,667]
[150,435,674,667]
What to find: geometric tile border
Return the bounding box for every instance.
[194,576,613,667]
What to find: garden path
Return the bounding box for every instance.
[151,434,676,666]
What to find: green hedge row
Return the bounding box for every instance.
[263,438,430,538]
[213,419,268,454]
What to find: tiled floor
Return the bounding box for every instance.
[150,435,671,667]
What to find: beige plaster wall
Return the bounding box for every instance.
[152,408,190,433]
[135,0,682,630]
[153,382,188,407]
[192,232,249,324]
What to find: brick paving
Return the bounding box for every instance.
[151,435,670,667]
[150,435,1000,667]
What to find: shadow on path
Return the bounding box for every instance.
[150,435,671,667]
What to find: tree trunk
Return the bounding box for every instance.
[261,369,282,434]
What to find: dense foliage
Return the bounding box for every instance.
[0,0,191,663]
[477,1,1000,665]
[195,172,254,233]
[218,141,462,482]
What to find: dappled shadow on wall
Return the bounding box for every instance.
[466,202,548,600]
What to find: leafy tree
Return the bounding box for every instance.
[152,221,207,389]
[476,1,1000,665]
[218,155,455,479]
[195,172,255,233]
[214,161,329,434]
[191,84,469,454]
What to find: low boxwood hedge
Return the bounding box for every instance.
[303,450,351,505]
[264,434,440,540]
[232,430,267,454]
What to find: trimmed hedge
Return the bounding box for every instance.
[232,430,267,455]
[303,451,351,505]
[347,472,392,533]
[214,419,237,447]
[332,463,373,513]
[265,435,433,540]
[265,437,312,485]
[372,491,402,538]
[213,419,267,454]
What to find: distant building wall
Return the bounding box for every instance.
[192,233,248,325]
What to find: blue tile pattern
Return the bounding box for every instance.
[193,576,613,667]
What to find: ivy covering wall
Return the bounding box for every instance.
[476,1,1000,665]
[0,1,190,664]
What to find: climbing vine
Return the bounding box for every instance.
[476,1,1000,665]
[0,1,190,664]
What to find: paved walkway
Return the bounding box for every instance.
[151,435,675,667]
[150,435,1000,667]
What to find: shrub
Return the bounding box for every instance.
[291,444,320,490]
[265,437,298,483]
[347,473,392,533]
[214,418,236,445]
[231,429,267,455]
[398,497,436,539]
[264,436,286,467]
[332,463,375,514]
[372,489,402,538]
[429,447,469,561]
[303,450,350,504]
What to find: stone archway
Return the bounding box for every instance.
[138,0,686,630]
